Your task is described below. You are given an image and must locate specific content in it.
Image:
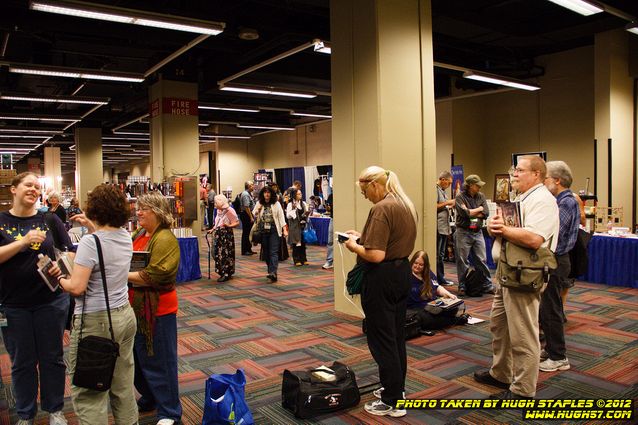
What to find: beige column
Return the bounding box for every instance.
[43,146,62,193]
[148,78,202,234]
[75,128,103,207]
[594,30,635,224]
[331,0,437,316]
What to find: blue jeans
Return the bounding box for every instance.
[134,313,182,421]
[0,293,69,419]
[261,227,280,274]
[436,232,449,283]
[325,218,334,265]
[455,228,492,290]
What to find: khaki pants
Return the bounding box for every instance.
[489,283,543,397]
[68,304,138,425]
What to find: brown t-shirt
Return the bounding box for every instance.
[359,194,417,261]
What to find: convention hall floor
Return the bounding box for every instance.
[1,236,636,424]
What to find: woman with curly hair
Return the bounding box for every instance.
[59,184,137,424]
[127,192,181,425]
[253,186,287,282]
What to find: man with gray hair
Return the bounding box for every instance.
[240,181,255,255]
[436,171,455,285]
[539,160,580,372]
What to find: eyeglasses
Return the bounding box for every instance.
[136,206,152,212]
[359,181,372,195]
[514,167,536,174]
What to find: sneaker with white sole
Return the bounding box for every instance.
[322,262,333,269]
[539,357,570,372]
[49,411,68,425]
[16,419,33,425]
[540,349,549,361]
[364,399,407,417]
[156,420,176,425]
[373,387,384,399]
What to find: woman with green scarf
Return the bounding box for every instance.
[128,192,181,425]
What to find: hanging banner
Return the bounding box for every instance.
[451,165,464,198]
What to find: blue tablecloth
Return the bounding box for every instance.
[177,237,202,283]
[584,235,638,288]
[309,216,330,246]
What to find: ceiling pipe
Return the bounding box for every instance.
[113,113,150,132]
[144,34,210,78]
[1,32,9,58]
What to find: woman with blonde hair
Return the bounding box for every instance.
[207,194,239,282]
[344,165,417,418]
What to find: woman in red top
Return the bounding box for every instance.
[127,192,181,425]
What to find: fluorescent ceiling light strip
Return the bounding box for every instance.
[627,22,638,35]
[5,63,144,83]
[30,0,224,35]
[220,85,316,99]
[237,124,295,131]
[103,144,132,147]
[291,112,332,118]
[198,123,209,127]
[199,105,260,113]
[200,135,250,139]
[0,134,49,139]
[112,130,149,135]
[0,115,79,122]
[463,71,540,91]
[0,93,109,105]
[0,128,64,134]
[545,0,603,16]
[313,40,331,54]
[102,136,149,141]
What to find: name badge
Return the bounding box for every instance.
[264,222,271,230]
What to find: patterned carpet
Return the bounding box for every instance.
[1,235,637,424]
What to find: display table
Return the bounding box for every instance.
[309,216,331,246]
[177,236,202,283]
[584,234,638,288]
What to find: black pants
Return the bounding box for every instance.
[239,212,253,254]
[436,232,448,283]
[291,237,307,264]
[410,308,459,330]
[361,259,410,407]
[539,253,571,360]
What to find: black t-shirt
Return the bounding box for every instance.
[0,211,73,307]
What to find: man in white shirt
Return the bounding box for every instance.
[474,155,559,400]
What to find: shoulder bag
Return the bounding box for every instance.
[72,234,120,392]
[495,238,557,292]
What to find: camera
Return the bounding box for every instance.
[335,232,350,243]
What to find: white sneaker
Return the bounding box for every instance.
[322,262,333,269]
[16,419,33,425]
[156,420,175,425]
[364,399,407,417]
[373,387,384,399]
[539,357,570,372]
[49,411,68,425]
[540,349,549,361]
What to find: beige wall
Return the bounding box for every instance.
[258,122,332,169]
[435,101,453,176]
[217,139,261,199]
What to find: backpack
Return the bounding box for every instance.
[465,268,486,297]
[232,193,242,212]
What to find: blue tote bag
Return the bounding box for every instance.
[202,369,255,425]
[303,220,318,245]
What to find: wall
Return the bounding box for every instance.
[217,139,261,198]
[435,100,453,175]
[258,121,332,169]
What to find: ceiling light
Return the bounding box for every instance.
[2,61,145,83]
[198,104,260,113]
[0,127,65,134]
[103,144,132,148]
[0,92,110,105]
[463,71,540,91]
[29,0,225,35]
[237,124,295,131]
[0,113,81,122]
[0,134,49,139]
[627,22,638,35]
[112,130,149,135]
[545,0,603,16]
[200,134,250,139]
[313,40,332,54]
[198,123,209,127]
[291,111,332,118]
[102,136,149,141]
[220,84,316,99]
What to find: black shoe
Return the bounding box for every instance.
[489,390,533,400]
[457,313,471,325]
[267,273,277,282]
[136,399,156,412]
[217,275,229,282]
[473,370,510,389]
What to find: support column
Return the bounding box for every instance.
[75,128,103,207]
[43,146,61,193]
[148,78,201,234]
[331,0,437,316]
[594,30,634,224]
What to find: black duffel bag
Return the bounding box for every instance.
[282,361,360,419]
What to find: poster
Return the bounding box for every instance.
[451,165,464,198]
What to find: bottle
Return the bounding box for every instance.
[607,220,612,233]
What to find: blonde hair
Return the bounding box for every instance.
[137,191,173,228]
[214,194,229,208]
[358,165,418,226]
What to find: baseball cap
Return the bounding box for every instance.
[465,174,485,186]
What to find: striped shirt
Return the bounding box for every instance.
[555,190,580,255]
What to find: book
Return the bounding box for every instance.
[499,201,521,228]
[130,251,150,272]
[37,254,59,292]
[311,365,336,382]
[427,298,464,310]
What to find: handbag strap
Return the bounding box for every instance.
[78,234,116,342]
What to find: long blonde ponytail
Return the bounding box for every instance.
[358,166,418,226]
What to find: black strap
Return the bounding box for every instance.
[78,234,116,343]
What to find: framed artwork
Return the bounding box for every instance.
[494,174,511,203]
[511,151,547,167]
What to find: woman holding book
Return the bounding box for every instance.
[407,251,468,330]
[59,184,137,424]
[286,189,308,266]
[207,194,239,282]
[127,191,182,425]
[0,172,72,425]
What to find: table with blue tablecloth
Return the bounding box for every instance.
[177,236,202,283]
[309,216,331,246]
[584,234,638,288]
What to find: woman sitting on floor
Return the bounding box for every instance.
[408,250,468,330]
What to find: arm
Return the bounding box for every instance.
[344,239,385,263]
[436,285,458,299]
[58,263,91,296]
[128,270,151,286]
[286,202,296,219]
[0,230,46,264]
[70,213,97,233]
[436,199,455,211]
[226,209,240,229]
[573,193,586,227]
[489,212,544,250]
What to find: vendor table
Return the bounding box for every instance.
[309,216,331,246]
[584,234,638,288]
[177,236,202,283]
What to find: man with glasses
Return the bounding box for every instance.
[474,155,559,400]
[436,171,455,286]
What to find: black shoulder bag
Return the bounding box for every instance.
[72,234,120,392]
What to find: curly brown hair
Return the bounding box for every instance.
[85,184,130,227]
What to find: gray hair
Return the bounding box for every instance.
[214,194,229,208]
[48,192,60,201]
[438,171,452,180]
[546,161,573,188]
[137,191,173,228]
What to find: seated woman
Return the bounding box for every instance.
[408,250,468,330]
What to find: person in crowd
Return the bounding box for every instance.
[454,174,493,295]
[67,197,83,229]
[283,180,302,209]
[539,161,580,372]
[239,181,256,256]
[253,186,288,282]
[475,156,559,400]
[286,189,308,266]
[344,166,417,417]
[47,192,67,225]
[206,184,217,230]
[207,194,239,282]
[270,182,283,203]
[127,192,182,425]
[59,184,137,424]
[0,172,72,425]
[313,178,323,198]
[436,171,455,286]
[322,192,334,270]
[407,251,468,330]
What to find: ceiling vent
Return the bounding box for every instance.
[238,27,259,41]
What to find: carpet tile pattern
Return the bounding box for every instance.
[0,236,636,424]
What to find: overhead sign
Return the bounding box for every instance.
[162,98,198,116]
